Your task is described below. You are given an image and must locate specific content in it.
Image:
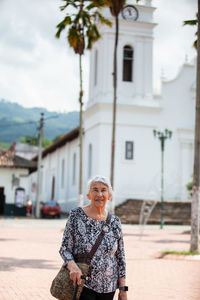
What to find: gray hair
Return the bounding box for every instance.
[87,175,113,195]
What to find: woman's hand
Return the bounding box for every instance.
[118,290,128,300]
[67,261,82,286]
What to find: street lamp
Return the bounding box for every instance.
[153,128,172,229]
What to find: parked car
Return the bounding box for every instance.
[41,201,61,218]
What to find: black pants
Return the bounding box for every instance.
[79,286,115,300]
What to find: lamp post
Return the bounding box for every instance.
[153,128,172,229]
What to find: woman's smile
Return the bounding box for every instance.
[95,198,104,203]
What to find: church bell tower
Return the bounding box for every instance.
[87,0,157,108]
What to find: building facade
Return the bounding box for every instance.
[30,2,195,212]
[0,149,36,215]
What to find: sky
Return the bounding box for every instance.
[0,0,197,112]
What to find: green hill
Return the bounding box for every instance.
[0,99,79,144]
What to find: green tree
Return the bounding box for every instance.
[42,138,53,148]
[20,136,52,148]
[184,15,197,49]
[0,141,10,150]
[53,134,65,143]
[20,136,38,146]
[56,0,111,206]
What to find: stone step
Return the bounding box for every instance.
[115,199,191,225]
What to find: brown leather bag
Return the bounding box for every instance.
[50,213,111,300]
[50,263,89,300]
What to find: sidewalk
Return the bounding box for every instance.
[0,219,199,300]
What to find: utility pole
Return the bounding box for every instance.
[78,54,84,208]
[190,0,200,252]
[153,128,172,229]
[35,113,44,218]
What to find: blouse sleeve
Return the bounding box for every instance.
[59,210,75,265]
[115,217,126,279]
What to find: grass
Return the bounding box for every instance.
[162,250,200,256]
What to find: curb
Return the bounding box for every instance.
[156,252,200,261]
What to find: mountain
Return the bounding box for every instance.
[0,99,79,143]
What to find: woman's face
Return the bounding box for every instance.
[87,181,112,209]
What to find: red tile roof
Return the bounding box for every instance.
[0,149,36,170]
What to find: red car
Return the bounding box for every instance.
[41,201,61,218]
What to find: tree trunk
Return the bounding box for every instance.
[190,0,200,252]
[78,53,83,207]
[110,15,119,213]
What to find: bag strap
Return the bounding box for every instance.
[89,212,111,260]
[74,212,111,264]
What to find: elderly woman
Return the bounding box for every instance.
[59,175,128,300]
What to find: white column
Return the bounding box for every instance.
[144,37,153,98]
[135,37,144,97]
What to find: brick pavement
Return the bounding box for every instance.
[0,219,200,300]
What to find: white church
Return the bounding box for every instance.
[29,1,195,212]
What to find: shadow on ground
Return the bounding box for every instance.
[0,238,17,242]
[153,239,189,244]
[0,257,58,271]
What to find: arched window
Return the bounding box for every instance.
[94,49,98,86]
[72,153,76,185]
[123,45,133,82]
[88,144,92,178]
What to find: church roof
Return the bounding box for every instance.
[0,148,36,170]
[33,126,80,161]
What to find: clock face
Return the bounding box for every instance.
[121,5,139,21]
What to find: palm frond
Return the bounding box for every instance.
[183,19,197,26]
[68,26,85,54]
[55,16,72,38]
[86,0,108,10]
[56,0,111,54]
[183,14,197,50]
[60,0,78,9]
[55,23,66,38]
[86,24,101,49]
[96,11,112,26]
[63,15,72,25]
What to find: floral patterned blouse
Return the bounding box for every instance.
[59,207,126,293]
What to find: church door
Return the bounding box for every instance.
[0,187,5,215]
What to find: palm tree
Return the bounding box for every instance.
[104,0,139,212]
[184,9,200,252]
[103,0,125,213]
[56,0,111,206]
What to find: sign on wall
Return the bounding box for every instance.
[15,188,25,207]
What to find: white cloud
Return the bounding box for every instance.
[0,0,197,111]
[153,0,197,88]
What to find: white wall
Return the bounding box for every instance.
[84,61,195,206]
[29,138,80,212]
[0,168,29,204]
